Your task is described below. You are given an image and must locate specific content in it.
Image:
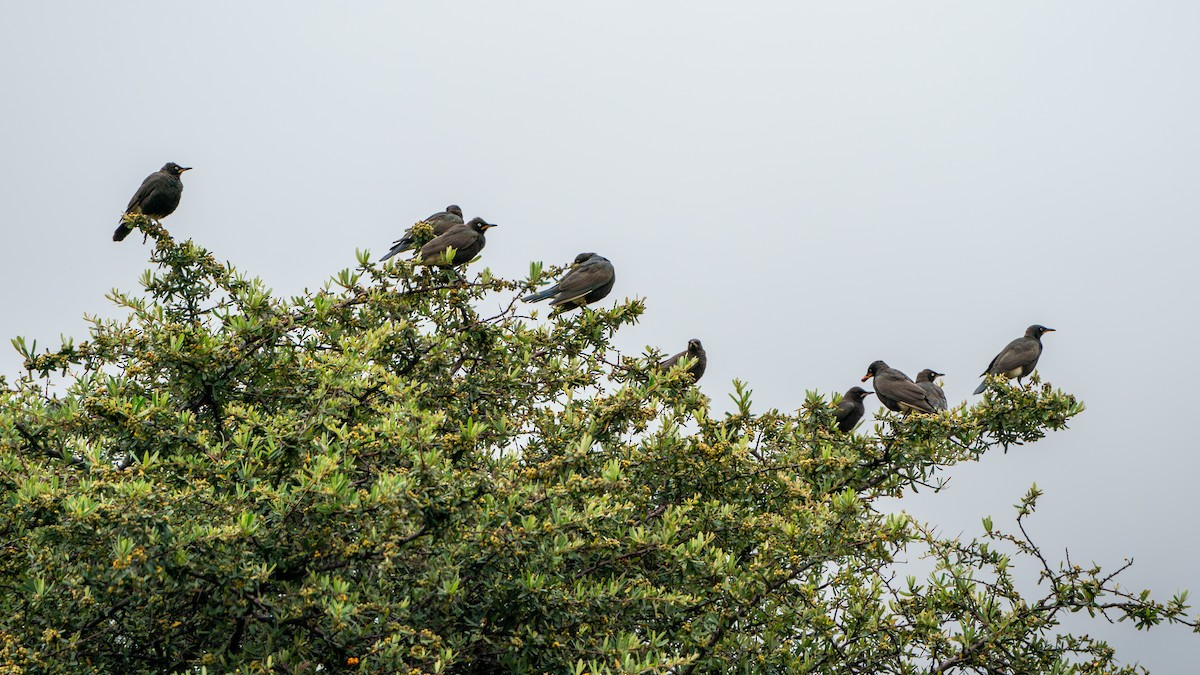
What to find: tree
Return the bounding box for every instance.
[0,219,1194,674]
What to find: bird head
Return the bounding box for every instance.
[161,162,192,175]
[467,217,498,232]
[915,369,944,383]
[846,386,873,401]
[1026,325,1055,338]
[861,360,888,382]
[687,339,704,354]
[446,205,463,217]
[573,252,596,265]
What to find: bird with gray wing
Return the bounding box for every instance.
[415,217,497,267]
[522,252,615,312]
[380,205,464,261]
[915,369,948,411]
[835,386,874,432]
[973,325,1055,395]
[658,339,707,383]
[114,162,191,242]
[861,360,938,414]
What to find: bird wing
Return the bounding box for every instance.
[834,398,862,431]
[919,382,947,410]
[881,374,936,413]
[548,260,613,305]
[419,225,477,263]
[659,351,685,370]
[386,213,463,254]
[987,337,1040,376]
[126,172,165,212]
[427,212,465,235]
[834,398,855,420]
[427,210,463,223]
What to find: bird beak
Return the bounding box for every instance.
[865,391,874,397]
[860,373,872,382]
[1044,328,1056,332]
[485,223,498,229]
[180,167,193,172]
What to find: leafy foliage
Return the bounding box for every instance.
[0,220,1193,673]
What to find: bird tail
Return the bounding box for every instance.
[378,245,404,262]
[973,380,988,395]
[522,286,558,303]
[384,235,422,258]
[379,235,417,262]
[113,222,132,242]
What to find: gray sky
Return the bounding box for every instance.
[3,2,1198,669]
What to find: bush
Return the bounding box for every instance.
[0,220,1192,673]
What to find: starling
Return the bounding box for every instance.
[835,386,874,432]
[861,360,937,414]
[915,369,948,411]
[114,162,191,242]
[415,217,497,266]
[658,339,707,383]
[521,252,615,311]
[380,205,464,261]
[973,325,1056,394]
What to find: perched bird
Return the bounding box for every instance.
[835,386,874,432]
[861,360,938,414]
[973,325,1056,394]
[915,369,948,411]
[522,252,615,311]
[415,217,497,266]
[658,339,707,383]
[114,162,191,242]
[380,205,464,261]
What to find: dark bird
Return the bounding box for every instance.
[861,360,938,414]
[522,253,615,311]
[415,217,497,266]
[658,339,707,383]
[114,162,191,242]
[380,205,465,261]
[835,386,874,432]
[973,325,1056,394]
[915,369,948,411]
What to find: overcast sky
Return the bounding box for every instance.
[2,2,1198,669]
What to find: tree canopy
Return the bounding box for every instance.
[0,220,1194,673]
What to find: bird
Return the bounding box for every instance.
[415,217,497,266]
[915,369,948,411]
[835,386,874,432]
[380,205,464,261]
[522,253,615,312]
[114,162,191,242]
[973,325,1056,394]
[861,360,938,414]
[658,339,707,383]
